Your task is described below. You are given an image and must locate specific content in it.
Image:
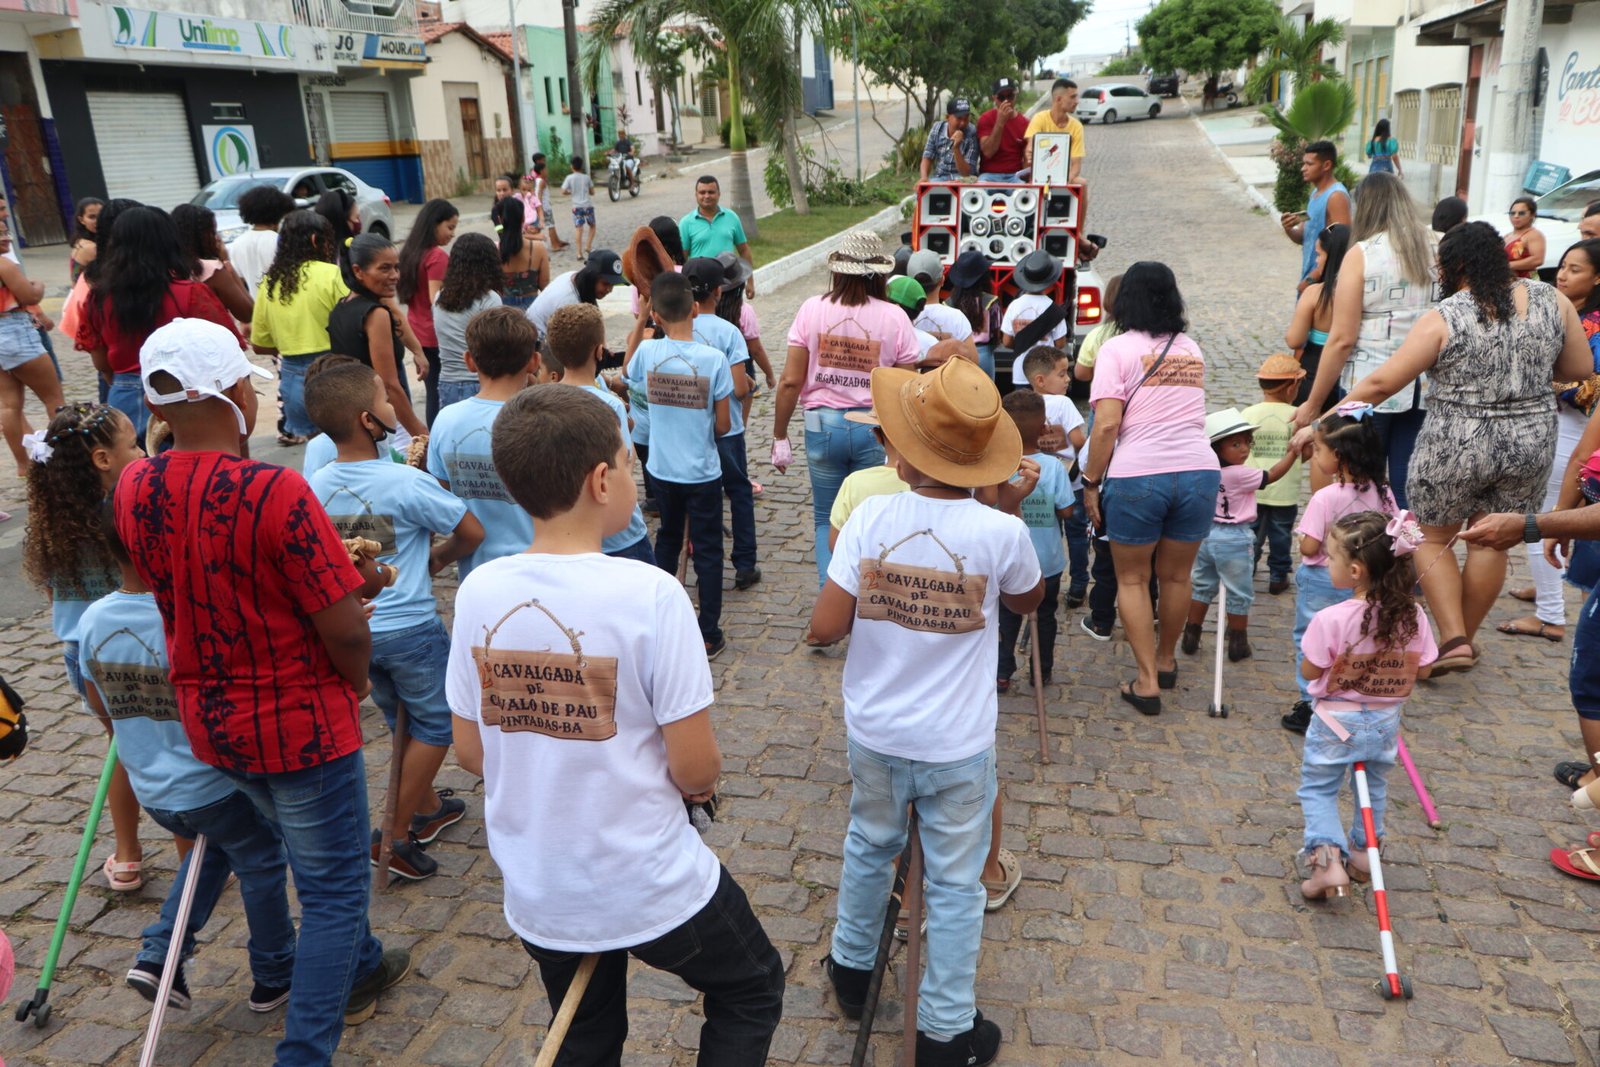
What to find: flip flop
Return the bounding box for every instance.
[1551,846,1600,881]
[1430,637,1478,676]
[982,848,1023,912]
[1555,761,1591,789]
[1119,681,1161,716]
[1509,586,1537,602]
[1157,666,1178,690]
[1496,619,1563,642]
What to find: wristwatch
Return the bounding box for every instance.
[1523,513,1542,543]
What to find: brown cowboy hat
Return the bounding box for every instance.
[622,225,674,291]
[870,357,1021,488]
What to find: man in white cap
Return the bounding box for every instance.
[112,318,410,1061]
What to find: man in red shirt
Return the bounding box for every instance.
[977,76,1030,182]
[115,319,408,1063]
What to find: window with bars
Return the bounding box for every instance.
[1425,84,1461,165]
[1395,89,1421,159]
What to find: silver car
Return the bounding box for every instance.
[191,167,394,245]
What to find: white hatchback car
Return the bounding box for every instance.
[1077,84,1162,124]
[191,167,394,245]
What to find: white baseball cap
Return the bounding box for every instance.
[140,318,272,435]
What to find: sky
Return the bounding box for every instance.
[1048,0,1158,70]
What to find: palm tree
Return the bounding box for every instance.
[1265,78,1357,144]
[585,0,840,234]
[1245,15,1345,104]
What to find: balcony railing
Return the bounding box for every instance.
[289,0,417,34]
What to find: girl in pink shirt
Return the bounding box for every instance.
[1286,405,1398,734]
[1297,509,1438,900]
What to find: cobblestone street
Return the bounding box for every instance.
[5,96,1600,1066]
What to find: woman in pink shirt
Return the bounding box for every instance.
[772,231,922,583]
[396,198,459,425]
[1081,262,1221,714]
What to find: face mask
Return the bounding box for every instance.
[351,218,362,236]
[363,410,396,443]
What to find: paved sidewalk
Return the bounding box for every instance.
[4,90,1600,1067]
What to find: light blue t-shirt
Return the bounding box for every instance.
[51,566,120,643]
[624,337,733,485]
[691,313,750,438]
[579,383,651,553]
[1017,451,1071,578]
[308,459,469,633]
[303,432,408,476]
[78,591,236,812]
[427,397,534,577]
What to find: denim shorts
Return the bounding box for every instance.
[369,617,453,746]
[0,310,44,370]
[573,205,596,228]
[276,352,321,438]
[1100,468,1221,545]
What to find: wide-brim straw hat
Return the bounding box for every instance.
[870,358,1021,488]
[827,230,895,276]
[622,225,674,290]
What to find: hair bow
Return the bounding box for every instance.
[21,432,52,465]
[1333,400,1374,421]
[1386,509,1424,556]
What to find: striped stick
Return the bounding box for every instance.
[1354,761,1404,999]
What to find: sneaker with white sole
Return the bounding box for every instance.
[408,790,466,845]
[248,980,291,1012]
[126,960,191,1010]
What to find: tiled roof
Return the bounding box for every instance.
[417,20,518,63]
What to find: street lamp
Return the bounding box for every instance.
[507,0,537,169]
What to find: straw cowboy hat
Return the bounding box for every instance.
[622,225,674,290]
[870,357,1021,488]
[827,230,895,276]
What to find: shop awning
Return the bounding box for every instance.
[1417,0,1587,45]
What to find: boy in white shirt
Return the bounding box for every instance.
[1022,345,1090,605]
[447,385,783,1062]
[560,156,596,260]
[809,357,1043,1067]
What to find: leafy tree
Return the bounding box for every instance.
[1136,0,1278,80]
[1245,16,1345,103]
[1098,51,1144,76]
[853,0,1015,128]
[1003,0,1092,75]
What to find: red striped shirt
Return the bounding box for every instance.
[115,452,364,774]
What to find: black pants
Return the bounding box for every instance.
[636,441,660,505]
[422,345,442,426]
[717,433,757,574]
[1089,537,1118,627]
[1000,572,1062,681]
[521,867,784,1066]
[654,475,724,644]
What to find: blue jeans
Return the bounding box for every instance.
[1253,503,1298,583]
[61,640,86,697]
[1100,469,1221,545]
[106,372,151,443]
[1298,703,1400,854]
[1062,488,1089,593]
[369,618,453,747]
[224,749,384,1067]
[140,790,295,985]
[1571,583,1600,719]
[654,476,724,644]
[977,171,1024,183]
[717,432,757,573]
[1293,563,1344,700]
[975,342,996,380]
[805,407,886,584]
[1371,407,1425,510]
[1191,521,1255,615]
[606,535,657,564]
[422,346,442,427]
[276,354,319,438]
[436,378,478,411]
[833,741,995,1039]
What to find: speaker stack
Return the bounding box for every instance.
[912,180,1087,301]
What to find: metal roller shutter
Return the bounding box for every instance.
[86,91,201,210]
[330,91,393,144]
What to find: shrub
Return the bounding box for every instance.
[719,113,762,148]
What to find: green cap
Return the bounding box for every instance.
[886,274,926,310]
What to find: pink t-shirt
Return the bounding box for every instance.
[407,246,449,348]
[1296,481,1398,566]
[786,294,920,410]
[1215,464,1267,525]
[1089,330,1219,479]
[738,301,760,341]
[1302,599,1439,706]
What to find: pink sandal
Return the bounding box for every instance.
[102,854,144,892]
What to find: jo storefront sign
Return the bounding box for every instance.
[108,5,296,60]
[328,30,426,66]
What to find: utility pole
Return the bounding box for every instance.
[562,0,588,166]
[1482,0,1543,212]
[507,0,537,169]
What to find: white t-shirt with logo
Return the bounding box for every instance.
[916,303,973,342]
[1002,293,1069,385]
[447,552,720,952]
[828,492,1040,762]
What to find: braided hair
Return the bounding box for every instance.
[22,404,129,597]
[1329,510,1420,651]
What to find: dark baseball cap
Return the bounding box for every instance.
[993,77,1018,96]
[585,248,626,284]
[683,256,725,298]
[947,97,971,116]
